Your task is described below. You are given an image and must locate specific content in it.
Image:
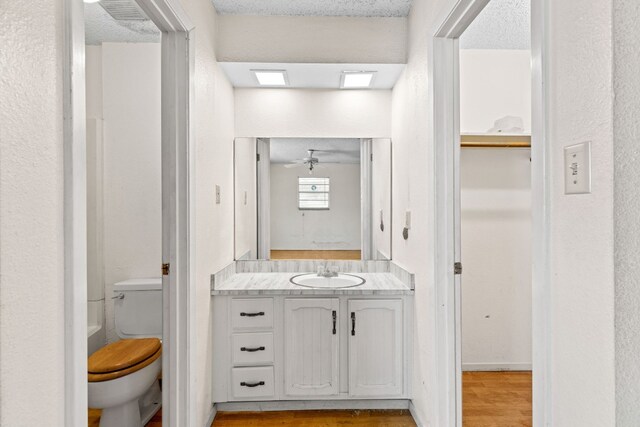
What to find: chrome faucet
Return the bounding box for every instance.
[317,265,339,278]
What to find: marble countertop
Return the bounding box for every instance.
[211,272,413,296]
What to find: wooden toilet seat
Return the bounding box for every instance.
[88,338,162,383]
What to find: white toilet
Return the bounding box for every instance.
[88,278,163,427]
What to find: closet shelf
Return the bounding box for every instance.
[460,134,531,148]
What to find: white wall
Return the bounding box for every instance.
[234,137,257,259]
[371,138,392,259]
[459,49,531,134]
[235,89,392,138]
[0,1,65,424]
[179,0,237,424]
[613,0,640,423]
[547,1,615,424]
[270,164,361,250]
[390,0,452,423]
[217,15,407,64]
[98,43,162,344]
[391,0,616,424]
[86,45,106,355]
[460,149,531,370]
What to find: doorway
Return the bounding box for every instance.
[458,2,532,425]
[63,0,194,425]
[432,0,548,425]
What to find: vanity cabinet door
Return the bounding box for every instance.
[348,299,403,397]
[284,298,339,396]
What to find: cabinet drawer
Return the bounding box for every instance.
[231,298,273,330]
[232,333,274,366]
[231,367,275,399]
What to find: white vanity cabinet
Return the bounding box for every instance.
[284,298,340,396]
[212,294,412,404]
[348,299,403,397]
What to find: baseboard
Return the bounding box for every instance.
[216,399,410,412]
[462,362,532,371]
[409,401,426,427]
[204,403,217,427]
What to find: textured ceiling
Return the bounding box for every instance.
[460,0,530,50]
[84,3,160,45]
[211,0,412,17]
[270,138,361,164]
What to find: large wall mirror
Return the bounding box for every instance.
[234,137,392,261]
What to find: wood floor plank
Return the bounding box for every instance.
[88,408,162,427]
[463,371,532,427]
[212,410,417,426]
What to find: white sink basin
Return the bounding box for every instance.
[290,273,366,289]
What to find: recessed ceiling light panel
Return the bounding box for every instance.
[252,70,288,87]
[340,71,376,89]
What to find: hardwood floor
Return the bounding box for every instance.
[88,408,162,427]
[89,372,530,427]
[463,371,532,427]
[89,408,414,426]
[212,410,416,426]
[270,250,362,260]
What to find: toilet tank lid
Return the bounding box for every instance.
[113,278,162,292]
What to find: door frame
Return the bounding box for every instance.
[62,0,195,425]
[432,0,550,425]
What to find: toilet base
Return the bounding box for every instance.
[99,379,161,427]
[139,379,162,425]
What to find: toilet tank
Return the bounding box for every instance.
[113,278,162,339]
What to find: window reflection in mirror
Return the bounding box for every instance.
[234,137,391,261]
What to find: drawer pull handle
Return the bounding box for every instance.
[240,381,265,388]
[240,311,265,317]
[240,346,265,352]
[332,310,337,335]
[351,312,356,336]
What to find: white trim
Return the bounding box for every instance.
[360,138,373,259]
[216,399,411,412]
[64,0,195,426]
[530,0,551,425]
[462,363,533,372]
[134,2,195,424]
[63,0,88,425]
[409,401,427,427]
[204,404,217,427]
[257,138,271,259]
[432,0,548,426]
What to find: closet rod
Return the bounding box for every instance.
[460,134,531,148]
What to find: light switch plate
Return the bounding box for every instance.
[564,142,591,194]
[244,191,248,205]
[216,185,221,204]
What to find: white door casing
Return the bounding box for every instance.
[257,138,271,259]
[348,299,403,397]
[432,0,549,425]
[63,0,196,425]
[284,298,340,396]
